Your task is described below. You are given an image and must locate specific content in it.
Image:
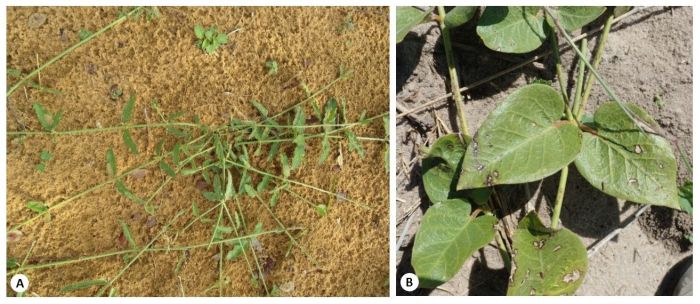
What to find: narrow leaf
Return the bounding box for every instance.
[159,160,176,177]
[60,279,108,292]
[106,149,117,177]
[122,94,136,123]
[118,220,137,249]
[122,130,139,154]
[26,201,48,213]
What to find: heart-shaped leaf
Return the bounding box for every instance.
[422,134,465,203]
[546,7,606,32]
[507,212,587,296]
[457,84,582,190]
[477,6,547,54]
[422,134,492,206]
[397,6,433,43]
[412,199,497,288]
[574,102,679,209]
[444,6,477,29]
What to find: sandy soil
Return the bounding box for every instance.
[396,6,692,296]
[6,6,389,296]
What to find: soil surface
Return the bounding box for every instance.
[396,6,692,296]
[6,7,389,296]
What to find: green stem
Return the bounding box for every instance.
[96,210,185,296]
[437,6,469,137]
[572,38,588,119]
[9,229,288,275]
[7,7,143,96]
[544,7,644,132]
[547,20,574,122]
[551,166,569,230]
[8,122,199,136]
[576,15,613,118]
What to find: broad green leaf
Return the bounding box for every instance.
[122,130,138,154]
[203,191,222,202]
[477,6,547,54]
[60,279,108,292]
[118,220,137,248]
[507,212,587,296]
[444,6,477,29]
[194,24,204,39]
[216,33,228,44]
[412,199,497,288]
[547,7,606,32]
[396,6,433,43]
[159,160,176,177]
[613,6,632,17]
[457,84,582,189]
[678,181,692,216]
[421,134,466,203]
[106,149,117,177]
[26,201,48,213]
[574,102,679,209]
[122,94,136,123]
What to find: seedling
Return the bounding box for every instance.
[35,149,53,172]
[401,6,686,295]
[265,60,278,75]
[194,24,228,54]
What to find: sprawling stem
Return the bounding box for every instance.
[576,15,614,118]
[437,6,469,137]
[7,7,143,96]
[546,18,575,123]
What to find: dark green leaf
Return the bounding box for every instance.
[26,201,48,213]
[507,212,587,296]
[444,6,477,29]
[122,94,136,123]
[412,200,497,288]
[547,7,606,32]
[115,180,146,205]
[458,84,582,189]
[346,130,365,158]
[319,136,331,164]
[249,99,268,117]
[575,102,679,209]
[291,134,305,170]
[119,220,137,248]
[106,149,117,177]
[397,6,433,43]
[477,6,547,54]
[679,181,692,216]
[122,130,138,154]
[60,279,108,292]
[159,160,176,177]
[280,153,291,178]
[32,103,54,131]
[257,175,271,193]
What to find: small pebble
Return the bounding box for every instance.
[146,216,158,228]
[7,230,23,243]
[130,169,148,179]
[27,13,47,28]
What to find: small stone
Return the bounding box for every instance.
[7,230,23,243]
[27,13,47,28]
